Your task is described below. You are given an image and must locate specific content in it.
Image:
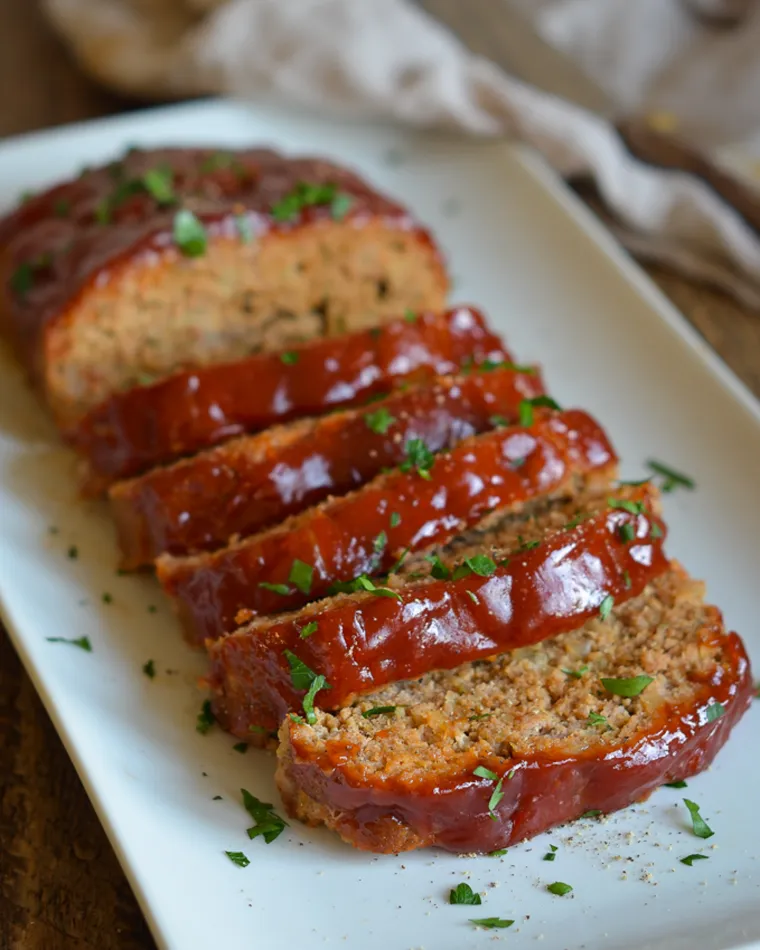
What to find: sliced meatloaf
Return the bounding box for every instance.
[207,485,669,739]
[69,306,503,493]
[111,364,546,569]
[0,147,447,425]
[276,564,753,854]
[159,407,617,644]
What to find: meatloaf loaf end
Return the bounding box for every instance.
[159,406,616,644]
[110,364,546,569]
[70,306,503,493]
[276,564,753,854]
[0,147,448,425]
[207,485,668,739]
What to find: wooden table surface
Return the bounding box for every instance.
[1,3,759,949]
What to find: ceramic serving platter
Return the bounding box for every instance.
[1,100,759,950]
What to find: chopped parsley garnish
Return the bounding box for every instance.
[271,182,352,222]
[488,849,508,857]
[327,573,402,600]
[608,497,645,515]
[196,700,215,734]
[469,713,491,721]
[403,309,417,323]
[598,594,614,620]
[546,882,573,896]
[705,702,726,722]
[302,673,330,724]
[478,359,535,374]
[683,799,714,839]
[579,810,602,819]
[473,766,505,820]
[518,395,561,427]
[283,650,331,722]
[299,621,319,639]
[280,351,299,365]
[365,406,395,434]
[249,724,271,734]
[618,522,635,543]
[489,415,509,427]
[142,659,156,678]
[142,166,175,204]
[400,438,435,479]
[235,214,253,243]
[517,536,540,551]
[373,531,388,555]
[233,742,248,754]
[470,918,514,929]
[101,592,113,604]
[258,581,292,596]
[466,590,479,604]
[587,711,609,728]
[601,674,653,697]
[665,780,688,789]
[241,788,288,843]
[173,209,207,257]
[646,459,695,493]
[543,845,558,861]
[425,553,451,580]
[10,262,34,297]
[225,850,250,868]
[148,604,158,613]
[650,522,664,539]
[449,883,481,905]
[681,854,709,866]
[562,665,588,679]
[289,713,305,724]
[457,554,497,578]
[213,795,223,800]
[46,636,92,652]
[390,512,401,528]
[200,151,239,173]
[362,706,397,718]
[623,569,632,590]
[54,198,70,217]
[288,559,313,595]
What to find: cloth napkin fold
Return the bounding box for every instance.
[44,0,760,308]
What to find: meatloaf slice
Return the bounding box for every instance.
[207,485,668,739]
[159,407,616,644]
[69,306,503,493]
[0,147,447,425]
[111,364,546,569]
[276,564,753,854]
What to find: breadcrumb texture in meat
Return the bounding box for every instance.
[276,565,753,853]
[0,147,447,424]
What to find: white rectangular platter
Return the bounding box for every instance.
[1,100,759,950]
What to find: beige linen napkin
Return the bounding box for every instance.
[44,0,760,307]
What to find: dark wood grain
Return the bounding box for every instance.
[0,3,758,949]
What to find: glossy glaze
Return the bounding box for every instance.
[0,147,438,380]
[112,365,545,569]
[70,306,505,490]
[161,408,616,644]
[281,631,753,853]
[208,490,667,735]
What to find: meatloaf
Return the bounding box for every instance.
[276,564,753,854]
[0,147,447,425]
[70,306,502,493]
[207,485,668,739]
[158,406,616,644]
[111,364,546,569]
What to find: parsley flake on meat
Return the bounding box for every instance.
[601,674,653,697]
[473,766,505,820]
[173,209,207,257]
[400,438,435,480]
[365,407,395,434]
[288,559,313,595]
